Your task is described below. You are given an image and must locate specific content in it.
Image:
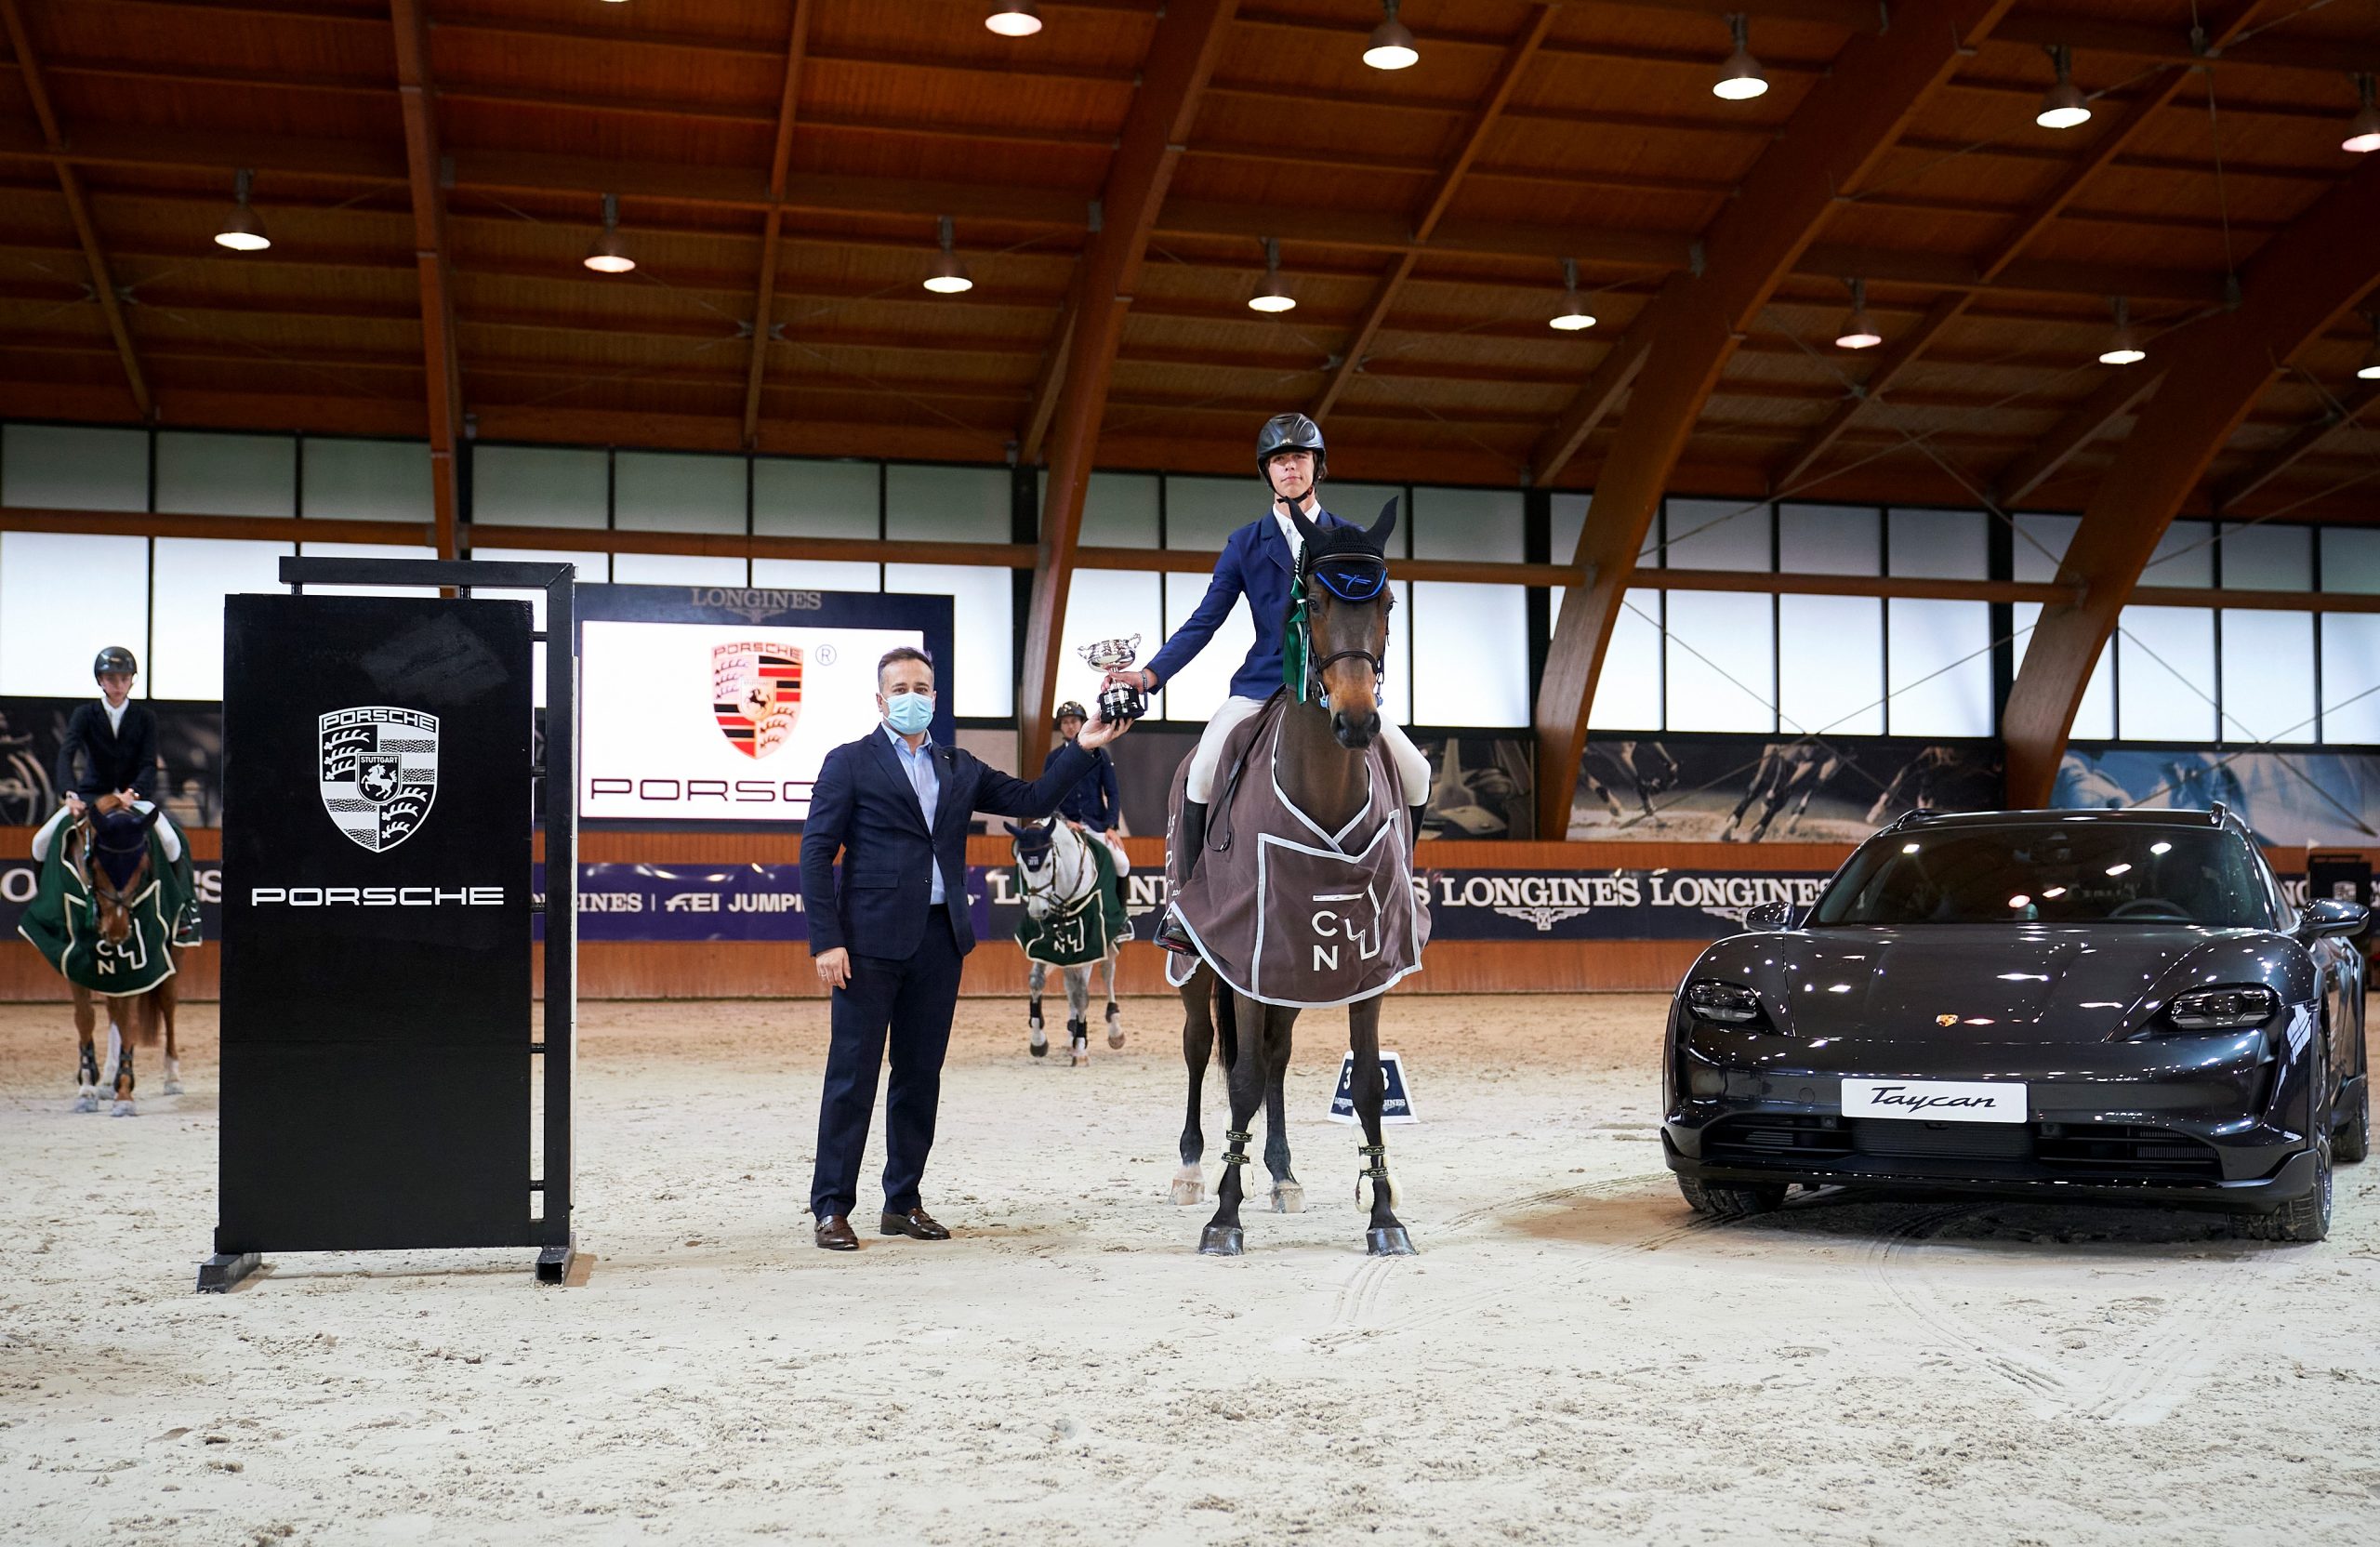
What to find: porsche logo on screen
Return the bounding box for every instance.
[581,620,927,821]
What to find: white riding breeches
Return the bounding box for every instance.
[1184,694,1432,807]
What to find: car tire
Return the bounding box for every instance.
[2336,1077,2370,1165]
[1678,1175,1787,1219]
[2254,1136,2332,1244]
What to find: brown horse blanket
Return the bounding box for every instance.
[1165,695,1427,1008]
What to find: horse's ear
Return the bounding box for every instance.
[1367,496,1399,548]
[1287,497,1323,549]
[1003,821,1026,837]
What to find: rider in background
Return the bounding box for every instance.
[1044,700,1128,873]
[1106,413,1430,952]
[56,646,203,947]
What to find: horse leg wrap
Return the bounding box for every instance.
[78,1042,99,1089]
[1357,1144,1394,1210]
[1221,1129,1253,1170]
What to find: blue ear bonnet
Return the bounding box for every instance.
[1293,496,1398,602]
[1311,555,1388,602]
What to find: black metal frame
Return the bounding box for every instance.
[198,558,578,1290]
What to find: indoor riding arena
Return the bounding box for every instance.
[4,1,2380,1542]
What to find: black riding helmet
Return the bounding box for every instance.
[1255,412,1327,486]
[93,646,138,680]
[1053,700,1088,728]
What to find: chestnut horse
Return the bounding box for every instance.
[37,800,180,1115]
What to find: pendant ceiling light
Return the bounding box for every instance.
[1833,278,1882,350]
[213,167,271,252]
[1548,258,1596,331]
[583,193,634,273]
[1362,0,1418,71]
[1248,238,1296,313]
[1712,14,1767,101]
[2345,74,2380,153]
[985,1,1041,38]
[2357,314,2380,381]
[923,216,972,294]
[2097,297,2146,365]
[2036,45,2092,129]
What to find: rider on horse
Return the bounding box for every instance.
[1043,699,1127,872]
[56,646,201,947]
[1108,413,1430,953]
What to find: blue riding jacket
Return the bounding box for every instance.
[1145,507,1355,701]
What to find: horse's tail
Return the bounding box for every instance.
[1212,976,1237,1071]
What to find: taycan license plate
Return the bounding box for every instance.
[1841,1078,2027,1124]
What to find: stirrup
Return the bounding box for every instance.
[1152,906,1196,955]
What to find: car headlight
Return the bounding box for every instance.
[1686,980,1763,1025]
[2164,985,2280,1031]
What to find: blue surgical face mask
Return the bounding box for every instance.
[883,690,934,735]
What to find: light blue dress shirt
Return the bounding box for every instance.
[883,722,944,905]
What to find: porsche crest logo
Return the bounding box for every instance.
[319,706,438,853]
[1936,1013,1959,1027]
[712,641,803,759]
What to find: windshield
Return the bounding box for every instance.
[1813,823,2277,928]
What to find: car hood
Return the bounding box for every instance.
[1690,923,2306,1044]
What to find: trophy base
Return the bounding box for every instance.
[1098,684,1148,723]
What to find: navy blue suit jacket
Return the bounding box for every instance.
[801,733,1097,960]
[1146,508,1355,701]
[1042,741,1119,829]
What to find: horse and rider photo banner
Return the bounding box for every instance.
[218,594,536,1255]
[1567,734,2003,843]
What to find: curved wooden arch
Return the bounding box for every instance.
[1017,0,1238,770]
[1529,0,2015,839]
[2002,159,2380,807]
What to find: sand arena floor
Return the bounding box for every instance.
[3,992,2379,1545]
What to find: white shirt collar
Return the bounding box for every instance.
[1273,506,1307,560]
[100,697,127,733]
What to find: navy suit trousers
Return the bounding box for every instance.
[809,906,965,1219]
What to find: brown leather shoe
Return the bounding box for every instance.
[813,1214,859,1251]
[879,1206,950,1240]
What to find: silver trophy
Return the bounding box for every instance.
[1078,634,1147,722]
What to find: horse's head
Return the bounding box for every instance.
[74,800,159,945]
[1288,496,1397,750]
[1005,818,1065,919]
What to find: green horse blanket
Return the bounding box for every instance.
[1012,826,1131,968]
[19,817,191,997]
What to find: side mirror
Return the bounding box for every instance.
[1744,900,1794,932]
[2295,898,2368,941]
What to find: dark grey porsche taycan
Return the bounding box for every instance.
[1663,806,2370,1240]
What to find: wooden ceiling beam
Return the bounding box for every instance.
[1019,0,1238,771]
[1530,0,2015,840]
[1990,365,2165,507]
[1312,6,1554,422]
[389,0,460,560]
[2003,158,2380,806]
[739,1,811,450]
[0,0,150,419]
[1765,3,2255,493]
[2213,382,2380,515]
[1991,7,2380,75]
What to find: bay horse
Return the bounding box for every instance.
[41,800,181,1115]
[1006,816,1126,1065]
[1170,497,1418,1257]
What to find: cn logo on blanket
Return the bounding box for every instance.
[318,706,439,853]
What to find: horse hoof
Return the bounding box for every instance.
[164,1079,184,1095]
[1106,1025,1125,1050]
[111,1100,137,1118]
[1365,1226,1416,1256]
[73,1091,99,1114]
[1028,1039,1048,1059]
[1169,1178,1205,1206]
[1197,1225,1244,1256]
[1271,1181,1305,1214]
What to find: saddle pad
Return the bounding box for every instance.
[1166,698,1427,1008]
[18,826,186,997]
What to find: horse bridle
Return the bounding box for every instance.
[71,811,152,941]
[1295,553,1392,709]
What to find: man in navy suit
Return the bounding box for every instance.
[800,645,1132,1251]
[1104,413,1431,951]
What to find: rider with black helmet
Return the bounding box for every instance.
[1042,700,1128,872]
[1105,414,1430,952]
[56,646,203,947]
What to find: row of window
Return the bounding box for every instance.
[2,422,2372,746]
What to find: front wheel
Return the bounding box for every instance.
[2254,1138,2332,1244]
[1678,1175,1786,1220]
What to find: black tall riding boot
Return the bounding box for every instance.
[1152,800,1208,955]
